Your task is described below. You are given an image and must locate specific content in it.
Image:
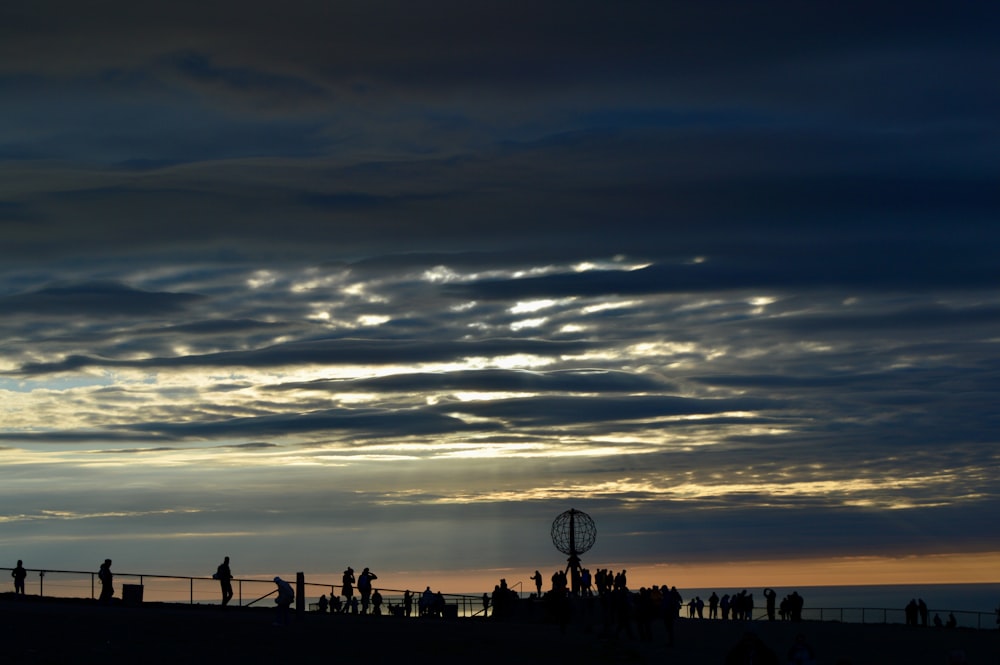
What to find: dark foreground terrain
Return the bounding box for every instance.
[1,593,997,664]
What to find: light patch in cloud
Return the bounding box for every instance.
[356,314,391,326]
[510,298,563,314]
[246,271,278,289]
[462,354,558,370]
[0,507,203,524]
[581,300,640,315]
[510,317,548,331]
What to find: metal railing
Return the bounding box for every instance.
[298,581,494,618]
[0,567,493,617]
[799,606,997,630]
[675,604,997,631]
[3,568,996,628]
[1,566,279,606]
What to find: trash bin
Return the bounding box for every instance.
[122,584,144,606]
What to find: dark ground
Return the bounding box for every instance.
[1,593,997,664]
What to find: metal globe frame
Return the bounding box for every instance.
[550,508,596,595]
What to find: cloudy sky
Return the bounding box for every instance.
[2,1,999,593]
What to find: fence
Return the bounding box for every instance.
[799,606,997,630]
[2,567,996,628]
[0,566,490,617]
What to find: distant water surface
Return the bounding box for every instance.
[673,583,1000,628]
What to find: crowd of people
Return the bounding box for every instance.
[9,556,993,637]
[306,566,456,620]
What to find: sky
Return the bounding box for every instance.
[1,1,999,595]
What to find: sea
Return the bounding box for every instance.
[673,583,1000,629]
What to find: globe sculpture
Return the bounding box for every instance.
[551,508,596,595]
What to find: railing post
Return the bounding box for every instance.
[190,577,194,605]
[296,572,305,617]
[39,570,45,597]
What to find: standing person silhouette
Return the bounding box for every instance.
[763,588,777,621]
[12,560,27,595]
[358,567,377,614]
[98,559,114,602]
[341,566,355,612]
[531,570,543,596]
[216,556,234,607]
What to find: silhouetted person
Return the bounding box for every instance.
[490,584,503,619]
[788,591,804,621]
[273,576,294,626]
[934,613,943,628]
[371,588,383,615]
[531,570,543,596]
[611,587,634,639]
[404,590,413,617]
[581,567,592,596]
[763,587,777,621]
[317,594,328,613]
[732,590,746,620]
[12,560,27,595]
[98,559,114,602]
[662,586,681,646]
[341,566,355,611]
[420,586,434,616]
[918,598,928,626]
[551,570,564,595]
[358,567,377,614]
[634,587,655,641]
[215,556,234,606]
[595,569,606,595]
[946,612,957,629]
[481,592,490,617]
[709,591,719,618]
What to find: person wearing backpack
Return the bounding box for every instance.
[215,556,234,607]
[273,576,295,626]
[98,559,114,602]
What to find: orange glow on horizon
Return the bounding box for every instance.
[600,552,1000,590]
[356,552,1000,596]
[36,553,998,604]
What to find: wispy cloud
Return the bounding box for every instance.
[0,0,998,585]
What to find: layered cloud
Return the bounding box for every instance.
[0,1,998,584]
